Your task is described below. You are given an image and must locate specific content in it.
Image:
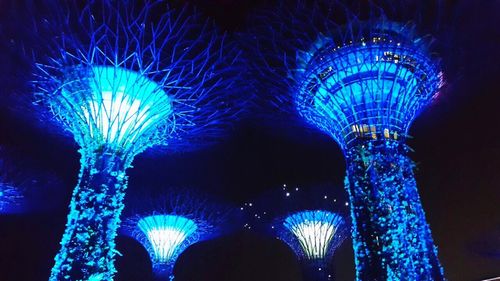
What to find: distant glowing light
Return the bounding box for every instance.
[62,66,173,148]
[0,184,23,212]
[138,215,197,264]
[284,211,344,259]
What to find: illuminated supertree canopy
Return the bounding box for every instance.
[284,210,344,261]
[244,184,349,281]
[28,0,243,280]
[246,1,446,280]
[121,188,236,280]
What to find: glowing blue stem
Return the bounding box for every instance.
[344,140,444,281]
[301,259,334,281]
[151,264,174,281]
[50,149,131,281]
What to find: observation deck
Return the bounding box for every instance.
[295,27,442,149]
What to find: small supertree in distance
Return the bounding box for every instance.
[121,188,236,280]
[247,1,446,280]
[0,146,64,214]
[0,148,26,214]
[28,0,242,280]
[0,165,23,214]
[244,184,350,281]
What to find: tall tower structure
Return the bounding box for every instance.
[296,20,444,281]
[30,1,241,279]
[248,1,445,280]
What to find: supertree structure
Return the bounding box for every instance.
[0,169,23,214]
[244,184,349,280]
[247,1,445,280]
[0,147,64,214]
[0,149,25,214]
[121,188,235,280]
[29,0,242,280]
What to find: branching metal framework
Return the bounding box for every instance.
[283,210,346,261]
[295,21,443,149]
[244,185,349,281]
[31,0,242,280]
[137,215,198,266]
[122,189,234,280]
[248,1,445,280]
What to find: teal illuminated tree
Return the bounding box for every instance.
[0,158,24,213]
[247,1,446,280]
[121,188,234,280]
[244,185,350,280]
[0,147,26,214]
[31,1,242,280]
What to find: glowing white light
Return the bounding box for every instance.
[66,66,173,148]
[284,211,344,259]
[138,215,197,263]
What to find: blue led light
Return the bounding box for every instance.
[0,183,23,213]
[296,38,442,149]
[0,157,24,214]
[137,215,197,267]
[60,66,173,150]
[344,141,445,280]
[248,4,446,280]
[292,26,446,279]
[294,30,446,279]
[31,1,241,279]
[121,189,234,279]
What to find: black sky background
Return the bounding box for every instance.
[0,0,499,280]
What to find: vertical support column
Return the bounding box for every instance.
[301,259,333,281]
[344,140,444,281]
[50,149,131,281]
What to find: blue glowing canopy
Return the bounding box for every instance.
[58,65,173,154]
[137,215,198,266]
[294,23,442,149]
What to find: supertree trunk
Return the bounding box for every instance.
[344,140,444,281]
[301,259,333,281]
[153,265,173,281]
[50,148,131,281]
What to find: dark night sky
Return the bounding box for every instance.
[1,0,499,281]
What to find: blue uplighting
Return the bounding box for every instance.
[122,188,234,279]
[137,215,197,268]
[291,22,446,280]
[295,30,443,149]
[248,5,446,280]
[0,157,24,214]
[0,183,22,213]
[31,1,242,280]
[63,65,173,151]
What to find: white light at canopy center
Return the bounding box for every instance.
[138,215,197,263]
[285,212,338,259]
[147,228,189,262]
[80,66,173,147]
